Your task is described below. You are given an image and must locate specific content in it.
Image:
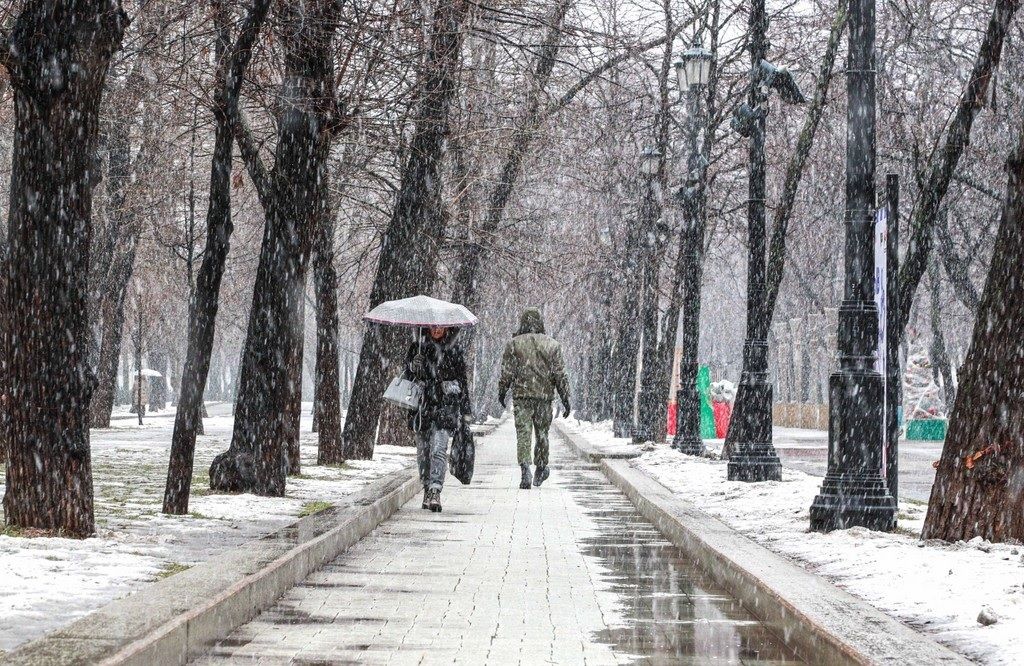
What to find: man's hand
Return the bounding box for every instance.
[498,390,508,408]
[561,400,571,419]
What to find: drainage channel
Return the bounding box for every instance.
[553,441,803,665]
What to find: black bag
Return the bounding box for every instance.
[449,422,475,485]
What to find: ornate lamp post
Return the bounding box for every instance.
[810,0,896,531]
[632,146,664,443]
[671,41,713,456]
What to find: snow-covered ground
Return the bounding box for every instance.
[563,420,1024,666]
[0,403,414,653]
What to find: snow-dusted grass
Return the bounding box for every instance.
[563,420,1024,666]
[0,403,414,653]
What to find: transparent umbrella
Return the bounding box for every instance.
[363,295,478,328]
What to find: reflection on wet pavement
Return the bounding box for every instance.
[557,443,802,665]
[194,424,803,665]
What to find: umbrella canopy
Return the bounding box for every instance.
[364,295,478,328]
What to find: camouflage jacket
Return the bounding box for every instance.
[498,308,570,404]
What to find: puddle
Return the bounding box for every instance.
[556,448,804,664]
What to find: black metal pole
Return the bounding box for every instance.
[631,173,662,443]
[727,0,782,482]
[885,173,900,501]
[810,0,896,531]
[673,79,708,456]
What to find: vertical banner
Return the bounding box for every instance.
[874,208,888,477]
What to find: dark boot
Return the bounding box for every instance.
[422,488,430,510]
[520,463,533,489]
[533,465,549,487]
[427,488,442,513]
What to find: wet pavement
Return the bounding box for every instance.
[195,422,802,665]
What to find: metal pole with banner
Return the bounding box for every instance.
[874,207,888,480]
[885,174,900,502]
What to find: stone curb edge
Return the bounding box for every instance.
[556,422,640,462]
[0,465,421,666]
[110,468,421,666]
[553,423,967,666]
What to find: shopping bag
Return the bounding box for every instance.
[383,374,422,411]
[449,422,475,485]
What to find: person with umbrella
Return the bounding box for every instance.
[366,296,476,513]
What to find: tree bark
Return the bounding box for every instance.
[313,203,343,464]
[2,0,126,537]
[211,0,339,493]
[723,1,846,457]
[342,0,470,460]
[922,126,1024,543]
[163,0,270,514]
[896,0,1019,339]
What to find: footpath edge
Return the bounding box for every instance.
[554,422,968,666]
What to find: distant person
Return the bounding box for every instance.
[405,326,472,513]
[498,308,570,489]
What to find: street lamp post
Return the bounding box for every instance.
[632,146,664,444]
[810,0,896,531]
[672,41,713,456]
[727,0,783,482]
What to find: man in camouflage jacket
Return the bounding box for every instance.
[498,308,571,489]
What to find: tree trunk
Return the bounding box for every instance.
[450,0,573,316]
[211,0,337,494]
[313,204,344,464]
[164,0,269,514]
[921,128,1024,543]
[90,278,130,427]
[723,0,847,457]
[342,0,470,460]
[284,292,305,475]
[896,0,1019,339]
[928,256,956,413]
[611,222,645,438]
[2,0,126,537]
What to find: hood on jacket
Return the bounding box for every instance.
[516,307,545,335]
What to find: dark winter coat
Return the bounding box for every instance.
[405,330,472,433]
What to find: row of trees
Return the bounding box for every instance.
[0,0,1020,542]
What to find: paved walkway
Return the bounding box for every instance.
[196,423,800,665]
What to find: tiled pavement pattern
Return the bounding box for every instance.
[195,422,802,665]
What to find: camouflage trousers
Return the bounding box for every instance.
[513,398,553,467]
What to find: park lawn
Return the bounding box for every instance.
[0,403,414,653]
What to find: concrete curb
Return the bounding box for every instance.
[556,422,640,462]
[2,466,421,666]
[567,430,968,665]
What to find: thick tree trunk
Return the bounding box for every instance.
[343,0,470,460]
[313,205,344,464]
[164,0,269,514]
[211,0,336,494]
[922,129,1024,542]
[2,0,125,537]
[896,0,1019,339]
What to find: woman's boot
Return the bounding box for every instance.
[533,465,549,487]
[520,463,533,489]
[427,488,442,512]
[422,487,430,509]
